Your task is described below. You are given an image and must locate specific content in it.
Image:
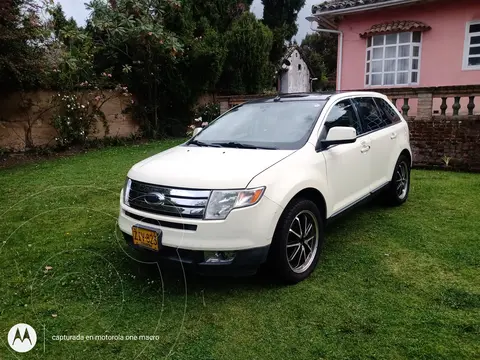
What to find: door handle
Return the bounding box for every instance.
[360,145,371,153]
[390,133,397,139]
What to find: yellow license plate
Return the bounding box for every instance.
[132,226,160,251]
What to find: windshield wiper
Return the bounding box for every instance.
[212,141,277,150]
[188,140,221,148]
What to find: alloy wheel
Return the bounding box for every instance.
[286,210,319,274]
[395,161,409,200]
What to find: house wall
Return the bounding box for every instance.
[284,50,311,93]
[337,0,480,91]
[280,72,290,93]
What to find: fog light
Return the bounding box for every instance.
[204,251,236,263]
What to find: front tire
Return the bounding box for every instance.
[268,198,324,284]
[385,154,411,206]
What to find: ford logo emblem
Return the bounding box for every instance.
[144,192,166,205]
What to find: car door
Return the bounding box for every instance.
[320,99,373,216]
[353,97,404,191]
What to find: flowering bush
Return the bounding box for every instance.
[186,102,221,136]
[52,93,97,146]
[186,116,209,136]
[196,102,220,123]
[51,83,132,146]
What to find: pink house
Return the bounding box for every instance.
[307,0,480,170]
[310,0,480,110]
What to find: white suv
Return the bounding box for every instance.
[119,92,411,283]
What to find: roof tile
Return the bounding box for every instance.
[312,0,408,14]
[359,20,431,37]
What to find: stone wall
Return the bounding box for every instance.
[0,91,139,151]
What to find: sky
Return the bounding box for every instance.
[56,0,317,41]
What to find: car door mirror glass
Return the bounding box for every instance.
[318,126,357,150]
[325,126,357,142]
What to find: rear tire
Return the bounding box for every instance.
[268,198,324,284]
[385,155,411,206]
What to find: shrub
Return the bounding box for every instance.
[51,93,105,147]
[186,102,221,136]
[195,102,220,123]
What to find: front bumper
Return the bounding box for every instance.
[122,232,270,276]
[118,191,282,250]
[118,191,283,275]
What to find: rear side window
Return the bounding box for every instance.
[323,99,363,136]
[374,98,401,125]
[352,97,390,132]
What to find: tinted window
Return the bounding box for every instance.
[374,98,401,125]
[323,100,363,136]
[193,100,326,150]
[353,97,390,132]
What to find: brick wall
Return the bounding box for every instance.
[408,117,480,171]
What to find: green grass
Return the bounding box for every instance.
[0,140,479,359]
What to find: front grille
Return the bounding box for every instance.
[127,180,211,219]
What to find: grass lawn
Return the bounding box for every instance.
[0,140,479,359]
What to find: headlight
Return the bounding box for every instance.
[123,178,132,205]
[204,187,265,220]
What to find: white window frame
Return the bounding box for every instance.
[463,20,480,70]
[364,31,422,87]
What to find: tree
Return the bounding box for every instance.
[261,0,305,63]
[43,3,95,91]
[49,4,79,43]
[185,0,253,34]
[1,0,279,145]
[218,12,274,94]
[301,32,337,90]
[88,0,228,136]
[0,0,49,92]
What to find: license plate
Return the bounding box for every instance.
[132,226,161,251]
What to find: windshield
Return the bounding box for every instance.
[189,100,326,150]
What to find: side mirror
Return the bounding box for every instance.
[192,127,203,137]
[318,126,357,150]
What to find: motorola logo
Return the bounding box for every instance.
[8,323,37,353]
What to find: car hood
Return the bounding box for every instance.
[127,145,295,189]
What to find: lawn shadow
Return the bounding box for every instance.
[113,198,387,296]
[118,250,284,295]
[323,196,385,237]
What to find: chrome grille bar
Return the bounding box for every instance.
[128,180,211,219]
